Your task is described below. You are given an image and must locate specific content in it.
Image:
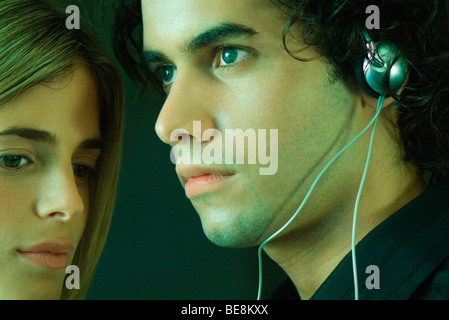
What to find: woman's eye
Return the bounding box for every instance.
[72,164,94,180]
[0,155,30,169]
[216,47,251,68]
[157,65,177,86]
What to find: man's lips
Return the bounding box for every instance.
[176,166,235,198]
[176,166,235,183]
[17,240,74,270]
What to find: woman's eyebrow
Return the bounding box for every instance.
[143,22,259,66]
[78,139,103,150]
[0,126,102,150]
[0,127,55,144]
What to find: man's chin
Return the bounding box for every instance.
[193,200,276,248]
[199,218,264,249]
[204,234,252,249]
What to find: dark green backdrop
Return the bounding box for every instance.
[51,0,286,299]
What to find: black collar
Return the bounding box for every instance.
[270,179,449,300]
[311,179,449,299]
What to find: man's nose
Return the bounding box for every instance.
[155,69,217,147]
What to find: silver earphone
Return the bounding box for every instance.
[356,30,408,97]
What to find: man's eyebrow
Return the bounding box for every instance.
[143,23,259,65]
[143,51,170,67]
[184,23,259,54]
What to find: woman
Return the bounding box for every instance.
[0,0,123,299]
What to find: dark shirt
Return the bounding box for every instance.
[271,179,449,300]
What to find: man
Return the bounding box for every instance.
[113,0,449,299]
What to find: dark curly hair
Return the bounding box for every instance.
[112,0,449,185]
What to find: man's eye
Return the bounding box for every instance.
[157,65,177,85]
[72,164,94,181]
[0,155,30,170]
[216,47,251,68]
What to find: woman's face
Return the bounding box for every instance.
[0,66,102,299]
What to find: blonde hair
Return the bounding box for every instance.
[0,0,124,299]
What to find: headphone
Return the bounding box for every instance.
[355,30,408,97]
[256,31,409,300]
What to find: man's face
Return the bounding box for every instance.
[142,0,365,248]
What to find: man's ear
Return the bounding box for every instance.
[361,92,396,110]
[360,71,409,110]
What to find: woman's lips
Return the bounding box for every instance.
[17,241,74,270]
[184,173,234,198]
[18,252,69,270]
